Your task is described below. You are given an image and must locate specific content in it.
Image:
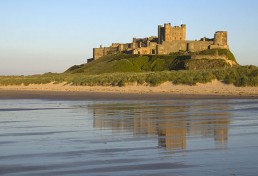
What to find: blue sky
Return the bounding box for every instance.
[0,0,258,75]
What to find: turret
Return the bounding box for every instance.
[214,31,227,46]
[164,23,172,42]
[158,25,164,44]
[181,24,186,40]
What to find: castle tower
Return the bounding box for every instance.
[158,25,164,44]
[158,23,186,44]
[164,23,173,42]
[181,24,186,40]
[214,31,227,46]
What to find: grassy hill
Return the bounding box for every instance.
[1,49,258,87]
[65,49,237,74]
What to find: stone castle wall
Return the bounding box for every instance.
[92,23,228,60]
[93,48,104,60]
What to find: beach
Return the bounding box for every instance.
[1,98,258,175]
[0,80,258,100]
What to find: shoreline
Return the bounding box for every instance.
[0,80,258,100]
[0,90,257,100]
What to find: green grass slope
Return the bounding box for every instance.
[65,49,237,74]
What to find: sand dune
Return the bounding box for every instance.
[0,80,258,97]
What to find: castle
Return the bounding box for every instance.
[92,22,228,60]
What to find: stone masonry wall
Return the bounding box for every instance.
[92,23,229,60]
[93,48,104,60]
[187,41,214,52]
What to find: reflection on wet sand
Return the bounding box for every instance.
[90,101,230,151]
[158,116,186,150]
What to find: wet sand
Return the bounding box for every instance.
[0,90,258,100]
[1,99,258,175]
[0,80,258,100]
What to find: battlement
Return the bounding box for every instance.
[92,22,228,61]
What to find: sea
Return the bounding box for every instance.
[0,99,258,176]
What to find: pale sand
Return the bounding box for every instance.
[0,80,258,99]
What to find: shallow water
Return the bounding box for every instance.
[0,99,258,176]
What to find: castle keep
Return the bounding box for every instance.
[93,22,228,60]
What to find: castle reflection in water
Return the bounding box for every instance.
[89,101,230,151]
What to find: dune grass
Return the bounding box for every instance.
[1,65,258,87]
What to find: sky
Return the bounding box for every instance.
[0,0,258,75]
